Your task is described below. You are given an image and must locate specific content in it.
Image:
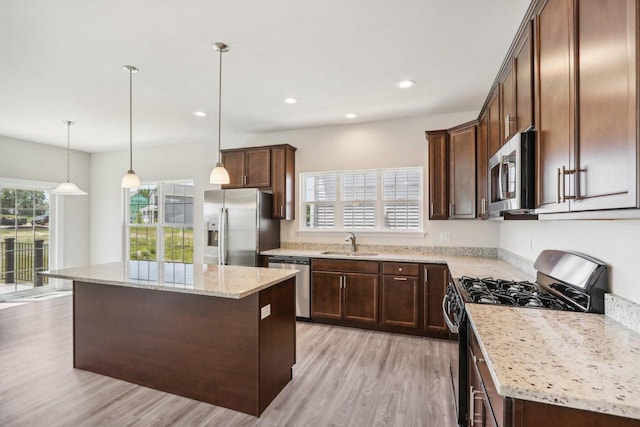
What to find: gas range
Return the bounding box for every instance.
[457,276,579,311]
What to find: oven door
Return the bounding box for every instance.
[443,285,467,427]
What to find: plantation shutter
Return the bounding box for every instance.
[383,170,421,229]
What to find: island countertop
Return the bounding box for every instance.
[43,262,298,299]
[466,303,640,420]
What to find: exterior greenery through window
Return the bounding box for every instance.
[301,167,422,231]
[127,182,194,265]
[0,188,50,290]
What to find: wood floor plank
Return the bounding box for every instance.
[0,295,456,427]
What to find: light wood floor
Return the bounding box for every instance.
[0,295,456,427]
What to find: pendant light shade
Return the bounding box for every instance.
[51,120,87,196]
[209,42,230,185]
[122,65,141,189]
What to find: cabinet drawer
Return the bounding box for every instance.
[312,258,379,274]
[469,330,508,427]
[382,262,419,277]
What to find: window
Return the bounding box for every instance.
[303,174,336,228]
[300,167,423,232]
[126,181,194,267]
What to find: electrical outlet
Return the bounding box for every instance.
[439,231,451,242]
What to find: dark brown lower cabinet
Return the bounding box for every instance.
[424,264,448,334]
[312,259,452,339]
[468,325,640,427]
[381,275,419,328]
[311,259,379,324]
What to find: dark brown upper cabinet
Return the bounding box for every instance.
[221,144,297,220]
[448,122,477,219]
[477,111,489,219]
[426,130,449,220]
[514,20,534,134]
[487,87,501,159]
[221,147,271,189]
[534,0,638,214]
[499,63,516,144]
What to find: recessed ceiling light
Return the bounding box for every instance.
[192,111,208,117]
[284,97,298,104]
[397,80,416,89]
[345,113,358,119]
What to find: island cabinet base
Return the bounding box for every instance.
[72,278,295,417]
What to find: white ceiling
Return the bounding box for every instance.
[0,0,531,153]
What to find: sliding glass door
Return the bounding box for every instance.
[0,187,50,296]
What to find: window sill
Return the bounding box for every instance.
[296,229,426,238]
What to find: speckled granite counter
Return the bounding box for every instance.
[262,248,534,281]
[43,261,297,298]
[466,304,640,420]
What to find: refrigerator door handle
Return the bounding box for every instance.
[218,207,228,265]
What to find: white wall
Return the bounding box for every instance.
[241,112,500,248]
[499,220,640,305]
[0,135,91,279]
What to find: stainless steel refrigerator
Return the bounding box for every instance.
[204,189,280,266]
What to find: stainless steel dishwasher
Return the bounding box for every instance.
[268,256,310,320]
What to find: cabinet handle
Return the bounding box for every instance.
[470,386,485,426]
[473,354,485,364]
[393,277,408,281]
[480,198,486,216]
[556,168,562,204]
[505,114,510,140]
[430,203,434,216]
[280,205,284,217]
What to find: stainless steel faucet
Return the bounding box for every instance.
[345,232,356,252]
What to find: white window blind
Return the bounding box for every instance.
[383,170,421,230]
[300,167,422,232]
[303,174,337,228]
[342,172,376,229]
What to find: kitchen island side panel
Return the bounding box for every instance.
[73,280,260,415]
[259,277,296,413]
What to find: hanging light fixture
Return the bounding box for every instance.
[51,120,87,196]
[121,65,141,188]
[209,42,231,184]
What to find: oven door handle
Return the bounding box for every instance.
[442,294,460,334]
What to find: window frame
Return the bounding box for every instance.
[299,167,424,235]
[125,180,194,264]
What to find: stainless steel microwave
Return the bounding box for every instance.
[488,130,536,217]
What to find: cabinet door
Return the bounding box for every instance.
[487,88,501,159]
[572,0,638,211]
[427,130,449,220]
[344,273,378,324]
[221,151,245,189]
[311,271,342,320]
[381,276,419,328]
[245,147,271,187]
[500,63,516,143]
[424,265,448,333]
[271,146,296,220]
[449,124,476,219]
[271,147,286,219]
[534,0,574,213]
[514,21,534,134]
[477,111,489,219]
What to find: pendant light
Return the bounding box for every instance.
[121,65,141,188]
[51,120,87,196]
[209,42,231,184]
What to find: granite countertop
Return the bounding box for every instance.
[43,261,297,299]
[262,248,534,281]
[466,304,640,420]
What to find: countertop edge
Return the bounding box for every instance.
[42,269,298,299]
[466,306,640,421]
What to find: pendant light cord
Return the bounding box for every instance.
[65,121,72,182]
[129,68,133,171]
[217,48,223,163]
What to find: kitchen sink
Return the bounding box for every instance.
[320,251,379,257]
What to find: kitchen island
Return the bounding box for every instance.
[43,262,298,416]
